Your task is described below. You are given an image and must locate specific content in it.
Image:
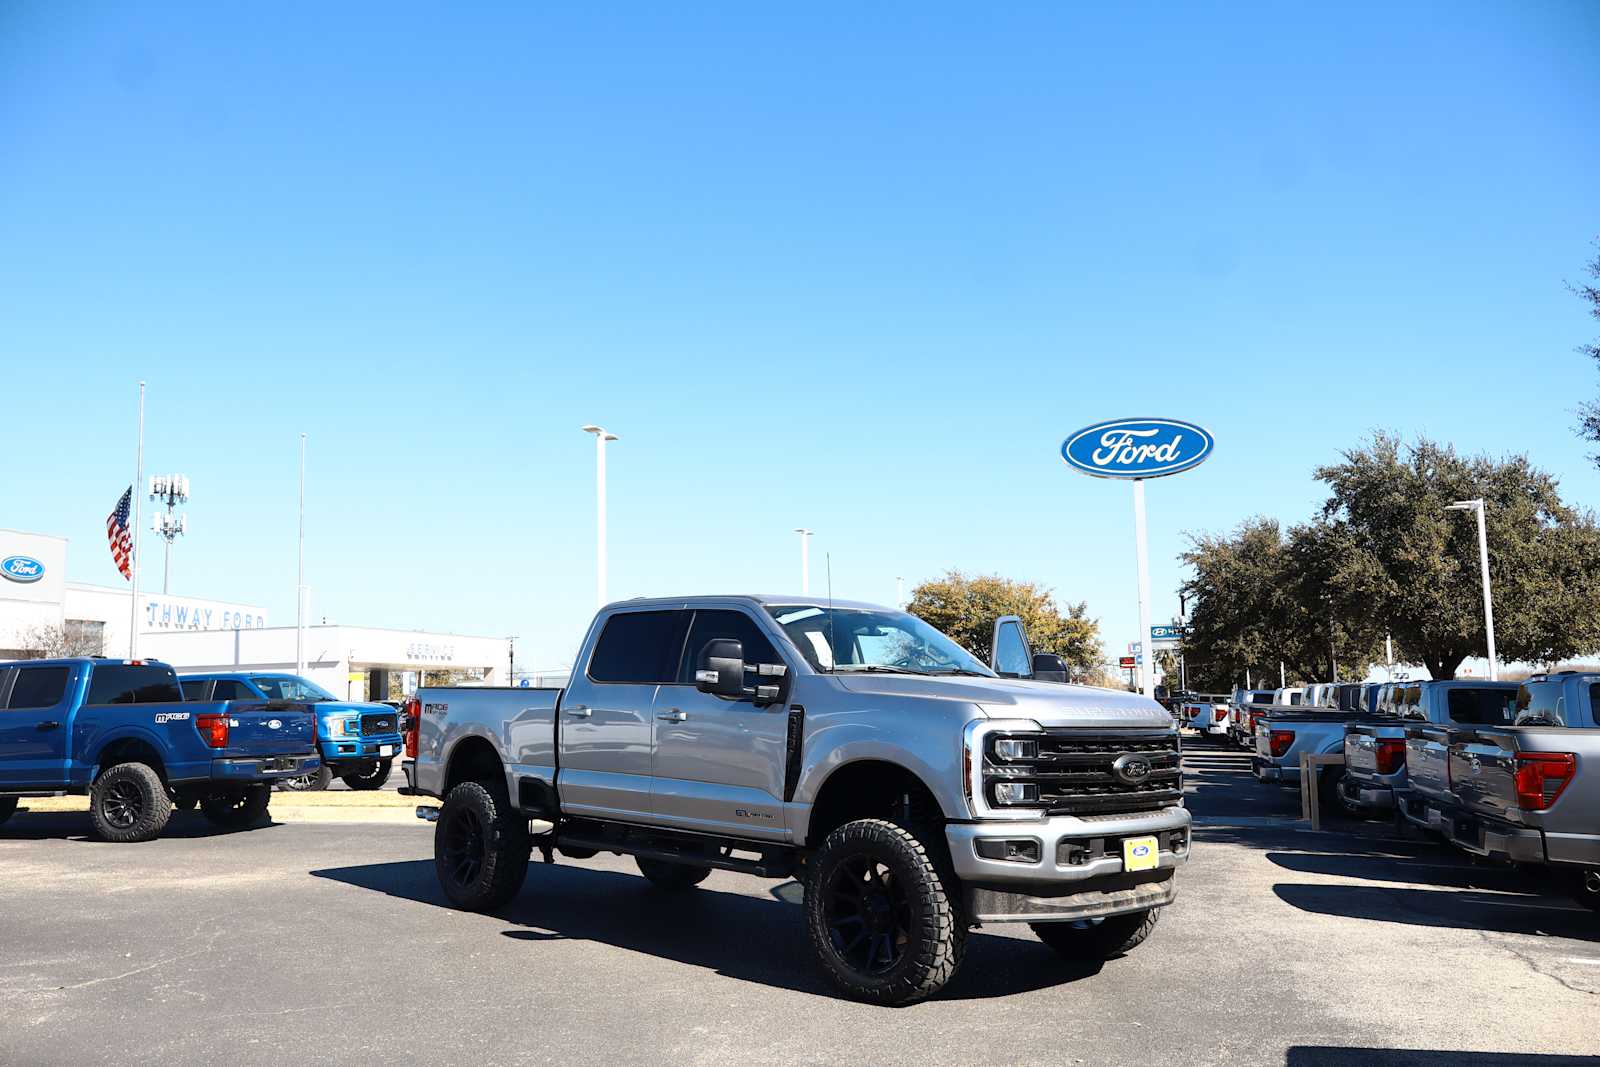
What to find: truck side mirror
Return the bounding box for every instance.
[1031,653,1068,684]
[695,639,747,699]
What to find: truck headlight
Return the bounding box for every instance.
[993,782,1040,805]
[328,717,358,737]
[994,738,1038,761]
[963,719,1046,820]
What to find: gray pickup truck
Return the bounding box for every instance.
[1397,680,1520,831]
[402,596,1190,1005]
[1339,681,1415,813]
[1252,682,1373,807]
[1401,672,1599,911]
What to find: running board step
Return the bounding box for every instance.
[553,831,795,879]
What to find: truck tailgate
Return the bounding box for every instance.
[1448,730,1520,822]
[221,703,318,756]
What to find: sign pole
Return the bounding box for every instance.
[1132,477,1154,699]
[130,380,145,660]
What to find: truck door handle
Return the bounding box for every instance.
[565,706,592,719]
[658,709,688,722]
[37,720,61,731]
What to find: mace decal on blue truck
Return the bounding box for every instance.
[1061,418,1214,479]
[1,555,45,582]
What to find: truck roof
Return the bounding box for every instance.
[1,657,171,668]
[604,593,893,612]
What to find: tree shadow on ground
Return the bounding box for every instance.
[1287,1048,1596,1066]
[312,857,1110,1002]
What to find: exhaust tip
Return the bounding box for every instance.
[1584,869,1600,894]
[416,805,440,822]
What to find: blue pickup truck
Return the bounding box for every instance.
[180,672,402,791]
[0,658,320,841]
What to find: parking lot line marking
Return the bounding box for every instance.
[1559,957,1600,966]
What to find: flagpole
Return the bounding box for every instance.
[296,432,307,676]
[130,380,145,659]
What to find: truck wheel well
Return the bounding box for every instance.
[805,761,943,847]
[96,738,167,784]
[444,736,504,795]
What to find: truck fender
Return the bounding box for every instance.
[440,723,513,796]
[82,724,173,784]
[792,736,962,842]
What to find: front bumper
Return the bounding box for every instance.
[212,753,321,782]
[969,870,1176,923]
[319,737,402,765]
[945,806,1190,891]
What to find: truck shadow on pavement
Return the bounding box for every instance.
[311,858,1108,1001]
[0,809,286,842]
[1272,882,1598,941]
[1287,1048,1596,1066]
[1267,848,1552,893]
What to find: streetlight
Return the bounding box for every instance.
[793,529,813,594]
[1445,499,1498,680]
[582,426,619,607]
[148,474,190,594]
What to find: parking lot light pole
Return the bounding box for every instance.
[296,433,307,676]
[1446,499,1498,680]
[794,528,813,594]
[582,426,619,608]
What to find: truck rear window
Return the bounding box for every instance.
[1447,687,1517,726]
[85,665,183,705]
[7,666,69,709]
[588,611,690,684]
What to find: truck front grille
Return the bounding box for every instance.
[360,713,398,736]
[985,729,1183,815]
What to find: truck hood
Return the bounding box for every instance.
[833,674,1172,729]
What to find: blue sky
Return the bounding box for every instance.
[3,3,1598,670]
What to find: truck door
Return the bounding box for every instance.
[558,609,688,821]
[0,664,75,787]
[650,608,791,842]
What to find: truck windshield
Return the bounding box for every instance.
[765,606,995,677]
[250,675,337,702]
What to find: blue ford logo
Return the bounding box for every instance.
[1,555,44,583]
[1062,418,1214,479]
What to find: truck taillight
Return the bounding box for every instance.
[1513,752,1576,812]
[403,696,421,758]
[1214,706,1227,723]
[1375,739,1406,775]
[1269,729,1294,758]
[1248,710,1263,733]
[195,713,229,748]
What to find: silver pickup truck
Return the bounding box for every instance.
[1400,672,1599,911]
[401,595,1190,1005]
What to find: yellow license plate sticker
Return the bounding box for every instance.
[1122,836,1159,872]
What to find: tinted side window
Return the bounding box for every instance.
[9,667,70,709]
[993,622,1030,677]
[588,611,690,684]
[85,665,183,705]
[677,610,782,683]
[179,680,211,701]
[212,680,255,701]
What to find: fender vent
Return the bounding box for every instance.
[783,706,805,802]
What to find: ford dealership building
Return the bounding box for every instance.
[0,527,516,700]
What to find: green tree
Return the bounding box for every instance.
[1316,434,1600,679]
[906,570,1103,675]
[1572,241,1600,458]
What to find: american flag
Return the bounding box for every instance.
[107,486,133,580]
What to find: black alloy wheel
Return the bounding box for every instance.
[441,804,486,891]
[433,781,530,911]
[102,778,144,830]
[822,855,913,976]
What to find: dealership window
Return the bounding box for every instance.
[589,611,690,684]
[64,619,105,657]
[7,666,70,709]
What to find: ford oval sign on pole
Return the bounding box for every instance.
[1062,418,1213,700]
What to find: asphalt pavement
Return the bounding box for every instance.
[2,738,1597,1067]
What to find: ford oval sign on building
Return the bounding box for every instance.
[1,555,45,583]
[1061,417,1214,479]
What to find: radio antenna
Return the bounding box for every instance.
[826,553,836,674]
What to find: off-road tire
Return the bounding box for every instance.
[89,762,173,843]
[636,857,711,891]
[340,758,392,791]
[0,796,17,827]
[435,781,530,912]
[278,765,333,792]
[804,818,966,1006]
[200,786,272,829]
[1031,906,1162,959]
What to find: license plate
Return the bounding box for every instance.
[1122,836,1159,873]
[379,745,395,757]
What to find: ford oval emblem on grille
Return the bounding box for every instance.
[267,719,282,730]
[1112,754,1152,785]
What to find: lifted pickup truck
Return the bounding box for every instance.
[181,672,402,790]
[1400,673,1599,910]
[404,595,1190,1005]
[0,658,319,841]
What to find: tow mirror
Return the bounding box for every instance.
[1031,653,1068,684]
[695,639,747,699]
